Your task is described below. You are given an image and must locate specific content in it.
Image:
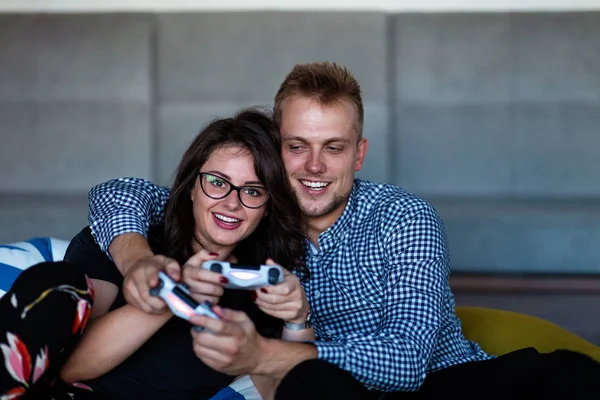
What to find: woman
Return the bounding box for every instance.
[0,108,311,400]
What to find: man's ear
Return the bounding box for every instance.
[355,138,368,171]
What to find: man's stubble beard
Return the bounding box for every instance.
[294,186,352,219]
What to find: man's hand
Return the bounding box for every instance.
[254,259,310,324]
[122,254,181,314]
[189,306,264,376]
[181,250,228,304]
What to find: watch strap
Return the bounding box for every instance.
[284,309,313,330]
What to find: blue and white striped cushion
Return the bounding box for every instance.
[0,237,70,298]
[210,375,262,400]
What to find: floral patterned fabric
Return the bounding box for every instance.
[0,261,99,400]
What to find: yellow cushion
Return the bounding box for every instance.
[456,306,600,362]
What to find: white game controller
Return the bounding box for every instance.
[149,271,219,324]
[202,260,284,290]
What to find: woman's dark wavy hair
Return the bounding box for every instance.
[163,107,306,274]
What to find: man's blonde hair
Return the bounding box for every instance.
[274,62,364,139]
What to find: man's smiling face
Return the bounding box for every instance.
[279,96,367,229]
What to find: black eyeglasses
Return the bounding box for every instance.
[197,172,270,209]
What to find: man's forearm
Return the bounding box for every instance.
[281,327,315,342]
[109,233,154,276]
[254,339,318,379]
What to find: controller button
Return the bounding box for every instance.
[149,279,164,296]
[268,268,280,285]
[210,262,223,273]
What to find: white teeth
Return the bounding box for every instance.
[301,180,329,189]
[214,213,240,223]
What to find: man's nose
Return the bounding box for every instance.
[305,152,326,174]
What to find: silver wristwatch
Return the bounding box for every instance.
[284,309,313,331]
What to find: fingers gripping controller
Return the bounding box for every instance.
[150,271,219,328]
[202,261,284,290]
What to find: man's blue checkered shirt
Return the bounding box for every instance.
[88,177,493,393]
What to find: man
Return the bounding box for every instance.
[86,62,600,398]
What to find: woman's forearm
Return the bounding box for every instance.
[60,305,172,382]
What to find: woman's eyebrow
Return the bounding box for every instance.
[244,180,264,186]
[205,170,263,186]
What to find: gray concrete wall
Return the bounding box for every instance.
[1,12,599,274]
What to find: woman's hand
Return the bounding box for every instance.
[253,259,309,324]
[122,254,181,314]
[181,250,229,304]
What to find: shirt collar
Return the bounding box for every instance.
[316,179,359,249]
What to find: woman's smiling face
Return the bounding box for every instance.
[190,145,268,254]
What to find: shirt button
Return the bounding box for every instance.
[326,330,334,336]
[314,290,321,299]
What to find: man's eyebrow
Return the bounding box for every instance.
[205,170,264,186]
[282,136,309,143]
[324,138,351,145]
[283,136,351,144]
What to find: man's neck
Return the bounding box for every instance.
[306,222,327,248]
[305,205,347,248]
